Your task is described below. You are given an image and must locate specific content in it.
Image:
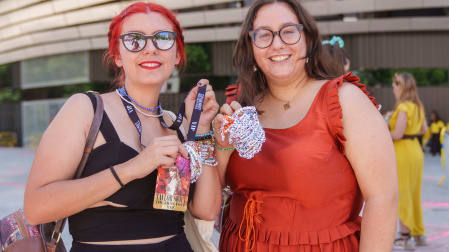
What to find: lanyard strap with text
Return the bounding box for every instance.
[186,85,207,141]
[119,97,147,149]
[120,85,207,147]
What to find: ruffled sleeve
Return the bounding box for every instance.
[225,84,239,104]
[327,73,379,155]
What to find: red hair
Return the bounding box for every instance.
[103,2,186,88]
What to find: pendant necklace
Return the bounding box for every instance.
[270,74,308,111]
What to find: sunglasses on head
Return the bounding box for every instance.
[118,31,177,52]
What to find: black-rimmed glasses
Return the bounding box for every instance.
[249,24,303,49]
[119,31,177,52]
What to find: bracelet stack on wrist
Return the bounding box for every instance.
[194,131,213,141]
[193,131,217,167]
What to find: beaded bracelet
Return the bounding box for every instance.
[216,146,235,151]
[194,131,213,141]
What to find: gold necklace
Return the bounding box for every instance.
[270,75,308,111]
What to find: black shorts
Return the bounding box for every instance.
[70,232,193,252]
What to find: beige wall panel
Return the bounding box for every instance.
[91,37,108,50]
[411,17,449,31]
[42,39,92,56]
[329,20,370,34]
[52,0,114,13]
[204,8,245,26]
[214,27,241,41]
[5,2,54,27]
[328,0,374,15]
[193,0,235,6]
[151,0,194,10]
[0,52,11,65]
[423,0,449,7]
[317,22,330,35]
[78,22,109,37]
[0,0,42,15]
[369,18,410,32]
[183,29,215,43]
[151,0,235,9]
[374,0,422,11]
[0,26,22,41]
[303,1,329,16]
[64,3,121,26]
[19,14,66,35]
[32,27,81,45]
[177,12,207,27]
[25,44,47,59]
[0,34,33,54]
[9,48,27,63]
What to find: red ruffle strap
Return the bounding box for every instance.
[221,216,361,246]
[327,73,378,155]
[225,84,239,104]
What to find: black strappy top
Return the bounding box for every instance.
[68,93,195,242]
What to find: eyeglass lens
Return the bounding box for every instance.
[251,24,302,48]
[121,31,176,52]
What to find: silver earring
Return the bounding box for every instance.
[306,57,309,63]
[253,65,257,72]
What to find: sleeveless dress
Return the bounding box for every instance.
[219,73,378,252]
[389,101,425,236]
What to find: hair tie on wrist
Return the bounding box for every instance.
[110,166,125,188]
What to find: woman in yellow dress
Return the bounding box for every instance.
[429,110,445,156]
[384,72,428,250]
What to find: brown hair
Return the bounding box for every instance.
[233,0,342,106]
[393,72,424,119]
[322,36,350,74]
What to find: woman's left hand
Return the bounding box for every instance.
[185,79,219,134]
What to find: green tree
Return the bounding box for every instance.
[185,44,211,73]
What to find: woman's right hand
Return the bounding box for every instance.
[213,101,242,149]
[129,135,189,180]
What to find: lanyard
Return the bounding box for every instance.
[119,85,207,148]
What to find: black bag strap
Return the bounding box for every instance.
[45,92,104,250]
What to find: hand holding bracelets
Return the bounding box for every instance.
[219,106,265,159]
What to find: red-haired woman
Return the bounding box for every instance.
[24,2,221,251]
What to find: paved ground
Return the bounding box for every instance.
[1,147,448,251]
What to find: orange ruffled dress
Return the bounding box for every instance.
[219,73,378,252]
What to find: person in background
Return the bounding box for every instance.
[429,110,445,156]
[24,2,221,251]
[384,72,428,250]
[322,35,351,73]
[214,0,398,251]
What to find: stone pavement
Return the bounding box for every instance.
[1,147,448,251]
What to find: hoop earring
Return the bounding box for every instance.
[253,65,257,72]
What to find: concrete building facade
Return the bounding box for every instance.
[0,0,448,146]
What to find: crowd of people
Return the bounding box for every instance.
[20,0,441,251]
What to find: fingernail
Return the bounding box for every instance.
[197,82,202,86]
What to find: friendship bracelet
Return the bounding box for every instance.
[194,131,213,141]
[109,166,125,188]
[216,146,236,151]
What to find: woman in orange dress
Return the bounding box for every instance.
[213,0,398,251]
